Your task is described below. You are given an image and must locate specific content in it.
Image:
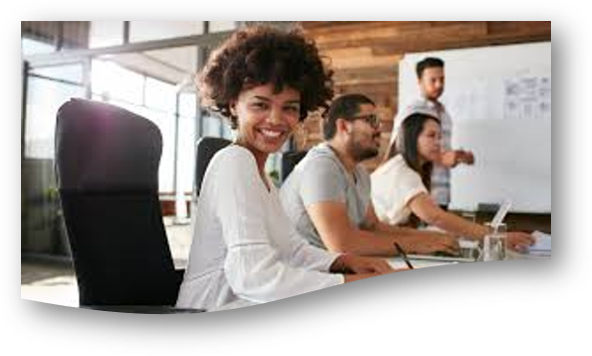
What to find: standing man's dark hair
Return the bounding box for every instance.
[322,94,375,140]
[416,57,445,79]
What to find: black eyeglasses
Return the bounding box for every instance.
[348,114,381,129]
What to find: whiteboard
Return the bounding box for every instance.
[397,42,551,213]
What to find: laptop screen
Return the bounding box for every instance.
[491,200,512,227]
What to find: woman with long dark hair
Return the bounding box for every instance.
[371,113,533,251]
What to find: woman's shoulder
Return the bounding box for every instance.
[373,155,407,176]
[393,156,422,181]
[210,144,257,171]
[204,144,263,193]
[214,144,247,159]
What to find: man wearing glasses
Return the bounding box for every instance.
[279,94,458,257]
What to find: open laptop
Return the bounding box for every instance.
[490,200,512,228]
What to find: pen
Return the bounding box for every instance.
[394,242,414,269]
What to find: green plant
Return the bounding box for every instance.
[268,170,280,188]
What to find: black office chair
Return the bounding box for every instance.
[188,136,232,242]
[55,98,203,313]
[193,136,232,198]
[281,150,308,182]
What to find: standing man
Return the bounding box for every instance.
[280,94,458,257]
[392,57,474,209]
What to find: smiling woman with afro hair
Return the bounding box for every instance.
[177,25,396,312]
[197,25,334,129]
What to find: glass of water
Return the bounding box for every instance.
[458,238,482,261]
[483,223,507,261]
[458,211,480,260]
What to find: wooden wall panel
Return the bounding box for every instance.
[299,21,551,171]
[22,21,90,49]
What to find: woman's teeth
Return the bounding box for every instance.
[261,129,282,138]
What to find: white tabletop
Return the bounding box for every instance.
[213,249,551,311]
[506,250,551,260]
[388,249,550,270]
[388,257,460,270]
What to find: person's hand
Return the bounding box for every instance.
[440,150,459,168]
[457,150,475,165]
[399,232,460,256]
[441,150,475,168]
[507,231,535,252]
[333,254,398,275]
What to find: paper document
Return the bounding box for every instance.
[529,231,551,254]
[388,258,459,269]
[407,254,474,263]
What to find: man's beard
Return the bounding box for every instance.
[347,135,380,163]
[426,89,443,101]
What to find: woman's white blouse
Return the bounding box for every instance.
[176,145,344,310]
[371,155,428,226]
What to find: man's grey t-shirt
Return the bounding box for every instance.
[279,143,371,250]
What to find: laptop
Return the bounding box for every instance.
[408,200,513,263]
[490,200,512,228]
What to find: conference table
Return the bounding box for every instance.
[388,249,551,270]
[214,247,552,312]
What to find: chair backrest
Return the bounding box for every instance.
[281,150,308,182]
[193,136,232,198]
[55,98,180,306]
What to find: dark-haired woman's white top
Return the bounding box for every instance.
[371,154,428,226]
[176,145,344,311]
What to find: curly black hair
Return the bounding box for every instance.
[197,25,334,129]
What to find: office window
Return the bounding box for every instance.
[178,115,197,193]
[145,77,176,113]
[90,60,189,193]
[141,46,199,86]
[91,60,144,105]
[31,64,84,84]
[21,37,55,56]
[106,99,151,119]
[145,109,176,193]
[209,21,237,33]
[221,120,234,140]
[179,91,197,118]
[129,21,204,42]
[89,21,124,48]
[144,78,177,193]
[202,115,225,138]
[25,76,84,159]
[177,93,197,193]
